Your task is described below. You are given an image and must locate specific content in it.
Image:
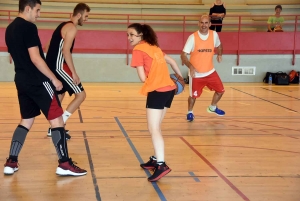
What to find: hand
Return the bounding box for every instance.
[189,66,196,78]
[72,72,80,85]
[217,55,222,63]
[52,78,63,91]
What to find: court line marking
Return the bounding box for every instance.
[114,117,167,201]
[83,131,101,201]
[188,172,201,182]
[192,145,300,154]
[261,87,300,100]
[231,87,299,113]
[180,137,250,201]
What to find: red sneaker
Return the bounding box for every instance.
[56,158,87,176]
[148,162,171,182]
[140,156,157,170]
[4,158,19,175]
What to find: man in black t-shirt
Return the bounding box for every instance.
[3,0,87,177]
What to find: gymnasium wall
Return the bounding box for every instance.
[1,52,299,83]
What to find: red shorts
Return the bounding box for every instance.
[190,71,225,98]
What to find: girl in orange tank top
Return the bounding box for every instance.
[127,23,183,182]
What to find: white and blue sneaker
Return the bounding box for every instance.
[207,107,225,116]
[186,113,195,122]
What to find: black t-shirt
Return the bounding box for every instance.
[5,17,49,85]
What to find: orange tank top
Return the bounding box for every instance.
[133,42,175,96]
[190,30,215,73]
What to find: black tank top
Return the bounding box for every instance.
[209,3,226,20]
[46,21,75,71]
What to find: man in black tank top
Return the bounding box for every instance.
[46,3,91,138]
[209,0,226,32]
[4,0,87,177]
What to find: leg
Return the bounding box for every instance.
[147,108,171,182]
[206,72,226,116]
[209,20,216,31]
[65,91,86,114]
[216,20,223,32]
[211,91,224,106]
[49,115,87,176]
[4,118,34,175]
[62,91,86,124]
[188,96,196,111]
[147,108,165,162]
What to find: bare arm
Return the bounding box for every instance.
[268,24,273,32]
[216,43,223,63]
[28,46,62,90]
[136,66,146,82]
[164,54,183,77]
[181,51,196,77]
[62,24,80,84]
[180,52,193,69]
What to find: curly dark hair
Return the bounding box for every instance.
[128,23,159,47]
[275,5,282,10]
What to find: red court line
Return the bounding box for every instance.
[192,145,300,154]
[180,137,250,201]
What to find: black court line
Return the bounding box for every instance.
[231,87,299,113]
[78,106,84,123]
[261,87,300,100]
[83,131,101,201]
[96,175,218,179]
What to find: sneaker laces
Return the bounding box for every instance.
[68,158,82,170]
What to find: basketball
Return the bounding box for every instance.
[170,73,185,95]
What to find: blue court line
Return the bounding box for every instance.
[83,131,101,201]
[188,172,201,182]
[114,117,167,201]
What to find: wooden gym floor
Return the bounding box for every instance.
[0,83,299,201]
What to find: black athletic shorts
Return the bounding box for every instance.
[146,89,175,109]
[56,63,85,96]
[15,81,63,120]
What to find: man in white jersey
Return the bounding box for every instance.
[181,15,225,122]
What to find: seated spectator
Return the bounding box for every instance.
[268,5,284,32]
[209,0,226,32]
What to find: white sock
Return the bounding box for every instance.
[62,111,72,123]
[209,105,217,111]
[188,110,193,114]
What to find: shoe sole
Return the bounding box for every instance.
[56,167,87,176]
[141,166,155,170]
[4,167,18,175]
[148,169,171,182]
[207,108,225,116]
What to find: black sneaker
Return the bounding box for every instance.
[148,162,171,182]
[47,128,71,140]
[140,156,157,170]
